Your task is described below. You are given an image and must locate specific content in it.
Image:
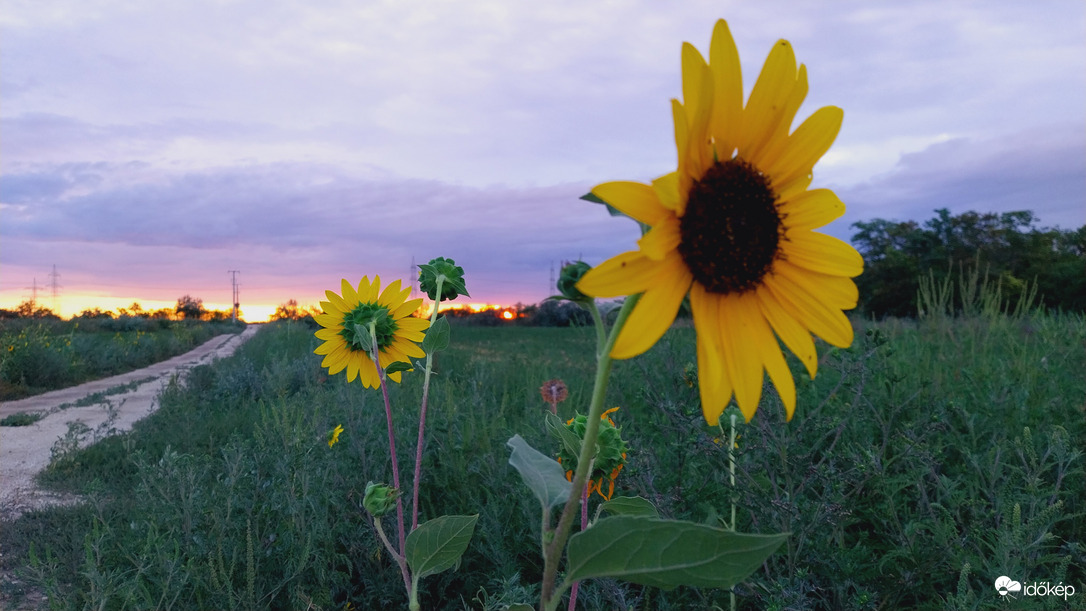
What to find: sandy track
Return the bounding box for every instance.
[0,325,260,520]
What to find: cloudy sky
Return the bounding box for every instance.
[2,0,1083,319]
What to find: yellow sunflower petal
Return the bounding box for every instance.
[397,317,429,331]
[766,270,854,348]
[778,188,845,230]
[315,327,342,341]
[652,172,681,213]
[776,173,813,201]
[681,42,714,178]
[776,261,859,310]
[360,360,380,389]
[747,300,797,420]
[340,279,359,305]
[750,64,808,170]
[345,357,360,383]
[672,99,693,201]
[314,313,343,329]
[387,370,403,384]
[611,254,692,359]
[782,231,864,277]
[637,215,682,261]
[577,251,664,298]
[314,338,340,354]
[393,298,425,319]
[322,294,347,314]
[709,19,743,160]
[691,284,729,425]
[738,39,797,159]
[770,105,844,187]
[591,181,670,226]
[320,344,348,368]
[755,283,818,379]
[718,293,766,421]
[392,337,425,359]
[378,279,404,307]
[363,276,381,303]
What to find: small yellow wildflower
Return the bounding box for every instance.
[328,424,344,448]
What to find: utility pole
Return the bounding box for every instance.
[48,264,61,314]
[549,261,556,295]
[228,270,240,322]
[409,256,416,298]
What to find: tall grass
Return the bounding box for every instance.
[2,305,1082,610]
[0,319,245,400]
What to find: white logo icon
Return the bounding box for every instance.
[995,576,1022,597]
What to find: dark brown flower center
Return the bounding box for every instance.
[677,159,782,294]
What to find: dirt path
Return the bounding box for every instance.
[0,325,260,521]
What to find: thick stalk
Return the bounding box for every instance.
[540,294,640,611]
[412,277,444,531]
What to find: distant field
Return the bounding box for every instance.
[2,312,1082,610]
[0,318,246,401]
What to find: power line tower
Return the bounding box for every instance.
[48,264,61,313]
[409,256,416,298]
[25,278,39,310]
[228,270,240,322]
[549,261,556,296]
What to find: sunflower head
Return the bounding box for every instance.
[576,19,863,426]
[556,407,628,500]
[418,257,469,302]
[362,481,399,518]
[327,424,344,448]
[314,276,430,389]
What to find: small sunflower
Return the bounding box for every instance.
[577,20,862,425]
[314,277,429,388]
[328,424,344,448]
[557,407,628,501]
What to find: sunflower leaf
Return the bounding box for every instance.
[598,496,659,519]
[566,516,787,590]
[507,434,571,509]
[544,412,584,460]
[384,361,414,376]
[422,315,450,354]
[405,514,478,580]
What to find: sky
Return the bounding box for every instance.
[2,0,1084,320]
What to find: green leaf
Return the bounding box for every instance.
[506,434,571,509]
[350,323,373,352]
[544,412,583,460]
[505,605,534,611]
[405,514,479,580]
[580,191,627,218]
[384,361,414,376]
[422,315,451,354]
[566,516,788,590]
[598,496,659,519]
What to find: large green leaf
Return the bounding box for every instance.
[422,315,450,354]
[405,514,478,580]
[506,434,571,509]
[566,516,788,590]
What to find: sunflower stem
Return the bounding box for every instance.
[372,324,410,595]
[411,276,444,532]
[540,294,640,611]
[566,483,590,611]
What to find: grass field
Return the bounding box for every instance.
[1,309,1082,610]
[0,318,245,401]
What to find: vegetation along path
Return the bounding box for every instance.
[0,325,260,520]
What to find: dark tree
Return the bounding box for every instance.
[175,295,205,320]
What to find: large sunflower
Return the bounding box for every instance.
[314,277,429,388]
[577,20,862,424]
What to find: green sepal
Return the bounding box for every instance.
[566,516,788,590]
[422,315,451,354]
[506,434,571,509]
[580,191,625,218]
[350,323,373,352]
[405,514,479,580]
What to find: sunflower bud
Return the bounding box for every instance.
[556,407,629,500]
[557,261,592,303]
[418,257,469,302]
[363,482,400,517]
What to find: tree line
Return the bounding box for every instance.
[851,208,1084,318]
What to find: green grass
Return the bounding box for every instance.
[0,318,245,401]
[1,312,1082,611]
[0,411,45,426]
